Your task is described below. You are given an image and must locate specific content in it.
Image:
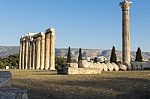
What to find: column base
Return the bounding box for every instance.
[50,67,56,70]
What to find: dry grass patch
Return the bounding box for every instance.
[1,69,150,99]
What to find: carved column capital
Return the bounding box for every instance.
[120,1,131,11]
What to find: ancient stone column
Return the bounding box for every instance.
[35,36,41,70]
[25,37,29,70]
[32,40,36,69]
[120,1,131,66]
[19,37,23,69]
[40,33,45,70]
[22,37,25,69]
[45,31,50,70]
[29,39,33,69]
[50,28,56,70]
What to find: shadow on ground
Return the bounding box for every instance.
[12,77,150,99]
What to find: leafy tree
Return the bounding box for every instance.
[110,46,117,63]
[67,47,71,63]
[55,56,67,69]
[135,47,143,62]
[0,61,4,69]
[93,57,98,63]
[0,54,19,68]
[78,48,82,62]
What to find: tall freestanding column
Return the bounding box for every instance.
[45,31,50,70]
[120,0,132,66]
[40,33,45,69]
[50,28,56,70]
[19,37,23,69]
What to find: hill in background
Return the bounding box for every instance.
[0,46,19,58]
[0,46,150,60]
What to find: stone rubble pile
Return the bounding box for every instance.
[78,60,119,71]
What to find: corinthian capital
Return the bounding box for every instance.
[120,1,131,11]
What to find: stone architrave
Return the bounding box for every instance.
[49,28,56,70]
[45,32,50,70]
[120,1,131,66]
[40,33,45,70]
[19,37,23,69]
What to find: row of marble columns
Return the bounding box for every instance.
[19,28,56,70]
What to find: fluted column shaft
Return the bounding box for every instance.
[50,29,56,70]
[19,38,23,69]
[45,32,50,70]
[120,1,131,65]
[32,40,36,69]
[29,40,33,69]
[36,37,41,69]
[40,34,45,69]
[25,38,29,69]
[22,38,25,69]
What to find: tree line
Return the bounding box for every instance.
[0,54,19,69]
[65,46,143,64]
[0,47,143,69]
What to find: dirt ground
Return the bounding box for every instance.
[3,70,150,99]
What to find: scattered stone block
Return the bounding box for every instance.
[101,63,108,71]
[69,63,78,68]
[119,64,127,71]
[67,67,101,74]
[0,71,12,88]
[112,63,119,71]
[131,62,150,70]
[0,71,28,99]
[0,88,28,99]
[106,63,114,71]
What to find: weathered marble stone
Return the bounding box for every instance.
[101,63,108,71]
[69,63,78,68]
[106,63,113,71]
[0,88,28,99]
[112,63,119,71]
[78,60,91,68]
[120,0,131,66]
[119,64,127,71]
[131,62,150,70]
[68,67,101,74]
[0,71,11,88]
[97,63,103,69]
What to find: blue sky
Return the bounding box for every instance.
[0,0,149,51]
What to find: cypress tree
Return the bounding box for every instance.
[78,48,82,62]
[67,47,71,63]
[93,57,98,63]
[110,46,117,63]
[135,47,142,62]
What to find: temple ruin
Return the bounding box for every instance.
[19,28,56,70]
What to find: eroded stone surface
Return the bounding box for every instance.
[0,71,11,88]
[68,67,101,74]
[131,62,150,70]
[0,88,28,99]
[0,71,28,99]
[58,60,120,74]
